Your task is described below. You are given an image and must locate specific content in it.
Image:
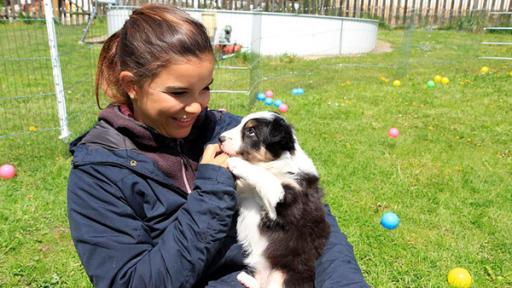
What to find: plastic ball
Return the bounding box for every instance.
[388,127,400,139]
[447,268,472,288]
[379,76,390,83]
[291,88,304,95]
[434,75,443,83]
[380,212,400,230]
[278,103,288,113]
[480,66,489,74]
[508,71,512,77]
[442,77,450,85]
[0,164,16,180]
[264,98,274,106]
[265,90,274,98]
[256,92,266,101]
[427,80,435,89]
[273,99,283,107]
[392,80,401,87]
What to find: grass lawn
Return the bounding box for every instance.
[1,23,511,287]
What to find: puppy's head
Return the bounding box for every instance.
[220,112,295,163]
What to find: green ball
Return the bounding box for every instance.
[427,80,435,89]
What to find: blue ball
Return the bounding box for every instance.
[273,99,283,107]
[292,88,304,95]
[256,92,266,101]
[264,98,274,106]
[380,212,400,230]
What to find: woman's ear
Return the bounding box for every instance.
[119,71,137,100]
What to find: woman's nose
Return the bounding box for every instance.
[184,101,202,114]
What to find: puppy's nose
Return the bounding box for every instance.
[219,135,227,143]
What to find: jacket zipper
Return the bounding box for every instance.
[177,139,193,194]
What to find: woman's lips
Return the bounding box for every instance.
[174,117,195,128]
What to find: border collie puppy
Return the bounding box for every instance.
[219,111,330,288]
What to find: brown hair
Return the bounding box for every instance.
[95,4,213,108]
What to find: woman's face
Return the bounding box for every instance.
[131,54,215,139]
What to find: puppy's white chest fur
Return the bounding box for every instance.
[236,193,269,269]
[230,157,297,276]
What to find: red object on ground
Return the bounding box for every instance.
[0,164,16,180]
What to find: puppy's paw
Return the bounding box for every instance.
[237,271,260,288]
[257,183,284,220]
[227,157,249,177]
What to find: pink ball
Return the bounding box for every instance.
[265,90,274,98]
[388,128,400,139]
[0,164,16,180]
[278,103,288,113]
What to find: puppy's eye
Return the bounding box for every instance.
[245,127,256,136]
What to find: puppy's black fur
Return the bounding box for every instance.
[238,116,296,161]
[237,114,330,287]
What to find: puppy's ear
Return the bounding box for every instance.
[267,117,295,158]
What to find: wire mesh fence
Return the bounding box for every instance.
[0,1,510,142]
[0,19,59,138]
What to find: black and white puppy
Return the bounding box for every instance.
[219,111,330,288]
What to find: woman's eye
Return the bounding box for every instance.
[170,91,187,97]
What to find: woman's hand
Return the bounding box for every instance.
[201,144,230,168]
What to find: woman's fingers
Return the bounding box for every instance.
[201,144,229,168]
[202,144,221,162]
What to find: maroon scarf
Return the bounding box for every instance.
[99,104,198,194]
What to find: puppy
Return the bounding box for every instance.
[219,111,330,288]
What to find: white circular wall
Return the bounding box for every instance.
[107,7,378,56]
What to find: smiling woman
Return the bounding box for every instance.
[66,3,368,288]
[67,4,247,287]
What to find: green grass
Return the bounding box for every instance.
[1,23,512,287]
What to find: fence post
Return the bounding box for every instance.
[44,0,71,140]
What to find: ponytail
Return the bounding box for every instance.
[95,30,123,109]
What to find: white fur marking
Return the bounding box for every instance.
[228,157,284,220]
[237,272,260,288]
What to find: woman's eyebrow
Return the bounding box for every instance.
[162,85,188,92]
[162,79,214,91]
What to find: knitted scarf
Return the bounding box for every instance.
[99,104,212,194]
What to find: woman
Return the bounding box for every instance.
[67,4,368,287]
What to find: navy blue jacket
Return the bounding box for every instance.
[67,108,368,288]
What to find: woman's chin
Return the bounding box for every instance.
[160,126,193,139]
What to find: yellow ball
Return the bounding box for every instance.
[447,268,473,288]
[480,66,489,74]
[392,80,401,87]
[442,77,450,85]
[434,75,443,83]
[509,71,512,77]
